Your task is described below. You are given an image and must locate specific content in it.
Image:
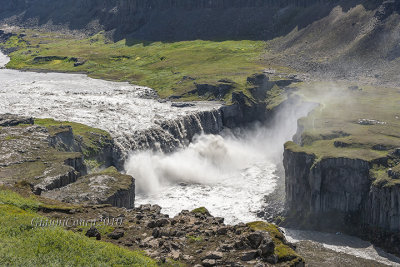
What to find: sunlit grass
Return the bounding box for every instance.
[3,30,267,101]
[0,188,157,266]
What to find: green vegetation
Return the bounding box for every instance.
[190,207,210,215]
[4,135,20,141]
[186,234,204,243]
[3,30,267,101]
[84,159,104,172]
[34,118,112,160]
[283,82,400,187]
[0,188,157,266]
[370,166,400,187]
[247,221,303,264]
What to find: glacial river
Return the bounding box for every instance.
[1,51,399,266]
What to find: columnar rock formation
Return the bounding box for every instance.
[283,143,400,255]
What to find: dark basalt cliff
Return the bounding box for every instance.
[0,0,384,41]
[283,143,400,255]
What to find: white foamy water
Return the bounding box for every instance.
[127,99,314,224]
[1,50,399,265]
[284,228,400,266]
[128,133,279,224]
[0,52,221,141]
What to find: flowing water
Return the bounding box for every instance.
[0,52,221,148]
[1,51,399,266]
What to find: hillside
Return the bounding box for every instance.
[0,0,383,41]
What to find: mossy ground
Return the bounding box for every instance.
[2,30,267,102]
[285,82,400,187]
[0,188,156,266]
[190,207,210,215]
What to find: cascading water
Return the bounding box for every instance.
[126,133,279,224]
[1,49,400,265]
[125,99,315,224]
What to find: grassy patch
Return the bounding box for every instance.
[191,207,210,215]
[370,166,400,187]
[287,82,400,161]
[0,188,156,266]
[3,30,267,101]
[186,234,204,243]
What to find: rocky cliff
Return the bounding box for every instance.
[0,0,383,41]
[283,142,400,255]
[112,72,286,168]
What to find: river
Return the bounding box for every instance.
[1,51,399,266]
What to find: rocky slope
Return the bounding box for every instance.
[0,114,137,208]
[266,0,400,86]
[38,202,305,266]
[0,0,382,41]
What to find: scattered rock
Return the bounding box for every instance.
[0,114,34,127]
[265,254,279,264]
[216,227,228,235]
[203,251,223,260]
[202,259,216,266]
[240,250,258,261]
[182,76,195,81]
[85,226,101,240]
[107,230,124,240]
[156,218,170,227]
[247,231,265,248]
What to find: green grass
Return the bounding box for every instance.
[284,82,400,187]
[4,135,20,141]
[287,82,400,159]
[0,188,157,266]
[370,166,400,188]
[3,30,267,101]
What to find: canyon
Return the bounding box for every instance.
[1,0,400,266]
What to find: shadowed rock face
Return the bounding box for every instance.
[0,0,383,41]
[283,145,400,255]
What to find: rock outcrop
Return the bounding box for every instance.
[44,204,304,266]
[0,115,87,193]
[42,167,135,208]
[283,141,400,255]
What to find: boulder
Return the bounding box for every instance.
[203,251,223,260]
[85,226,101,240]
[107,230,125,240]
[240,250,258,261]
